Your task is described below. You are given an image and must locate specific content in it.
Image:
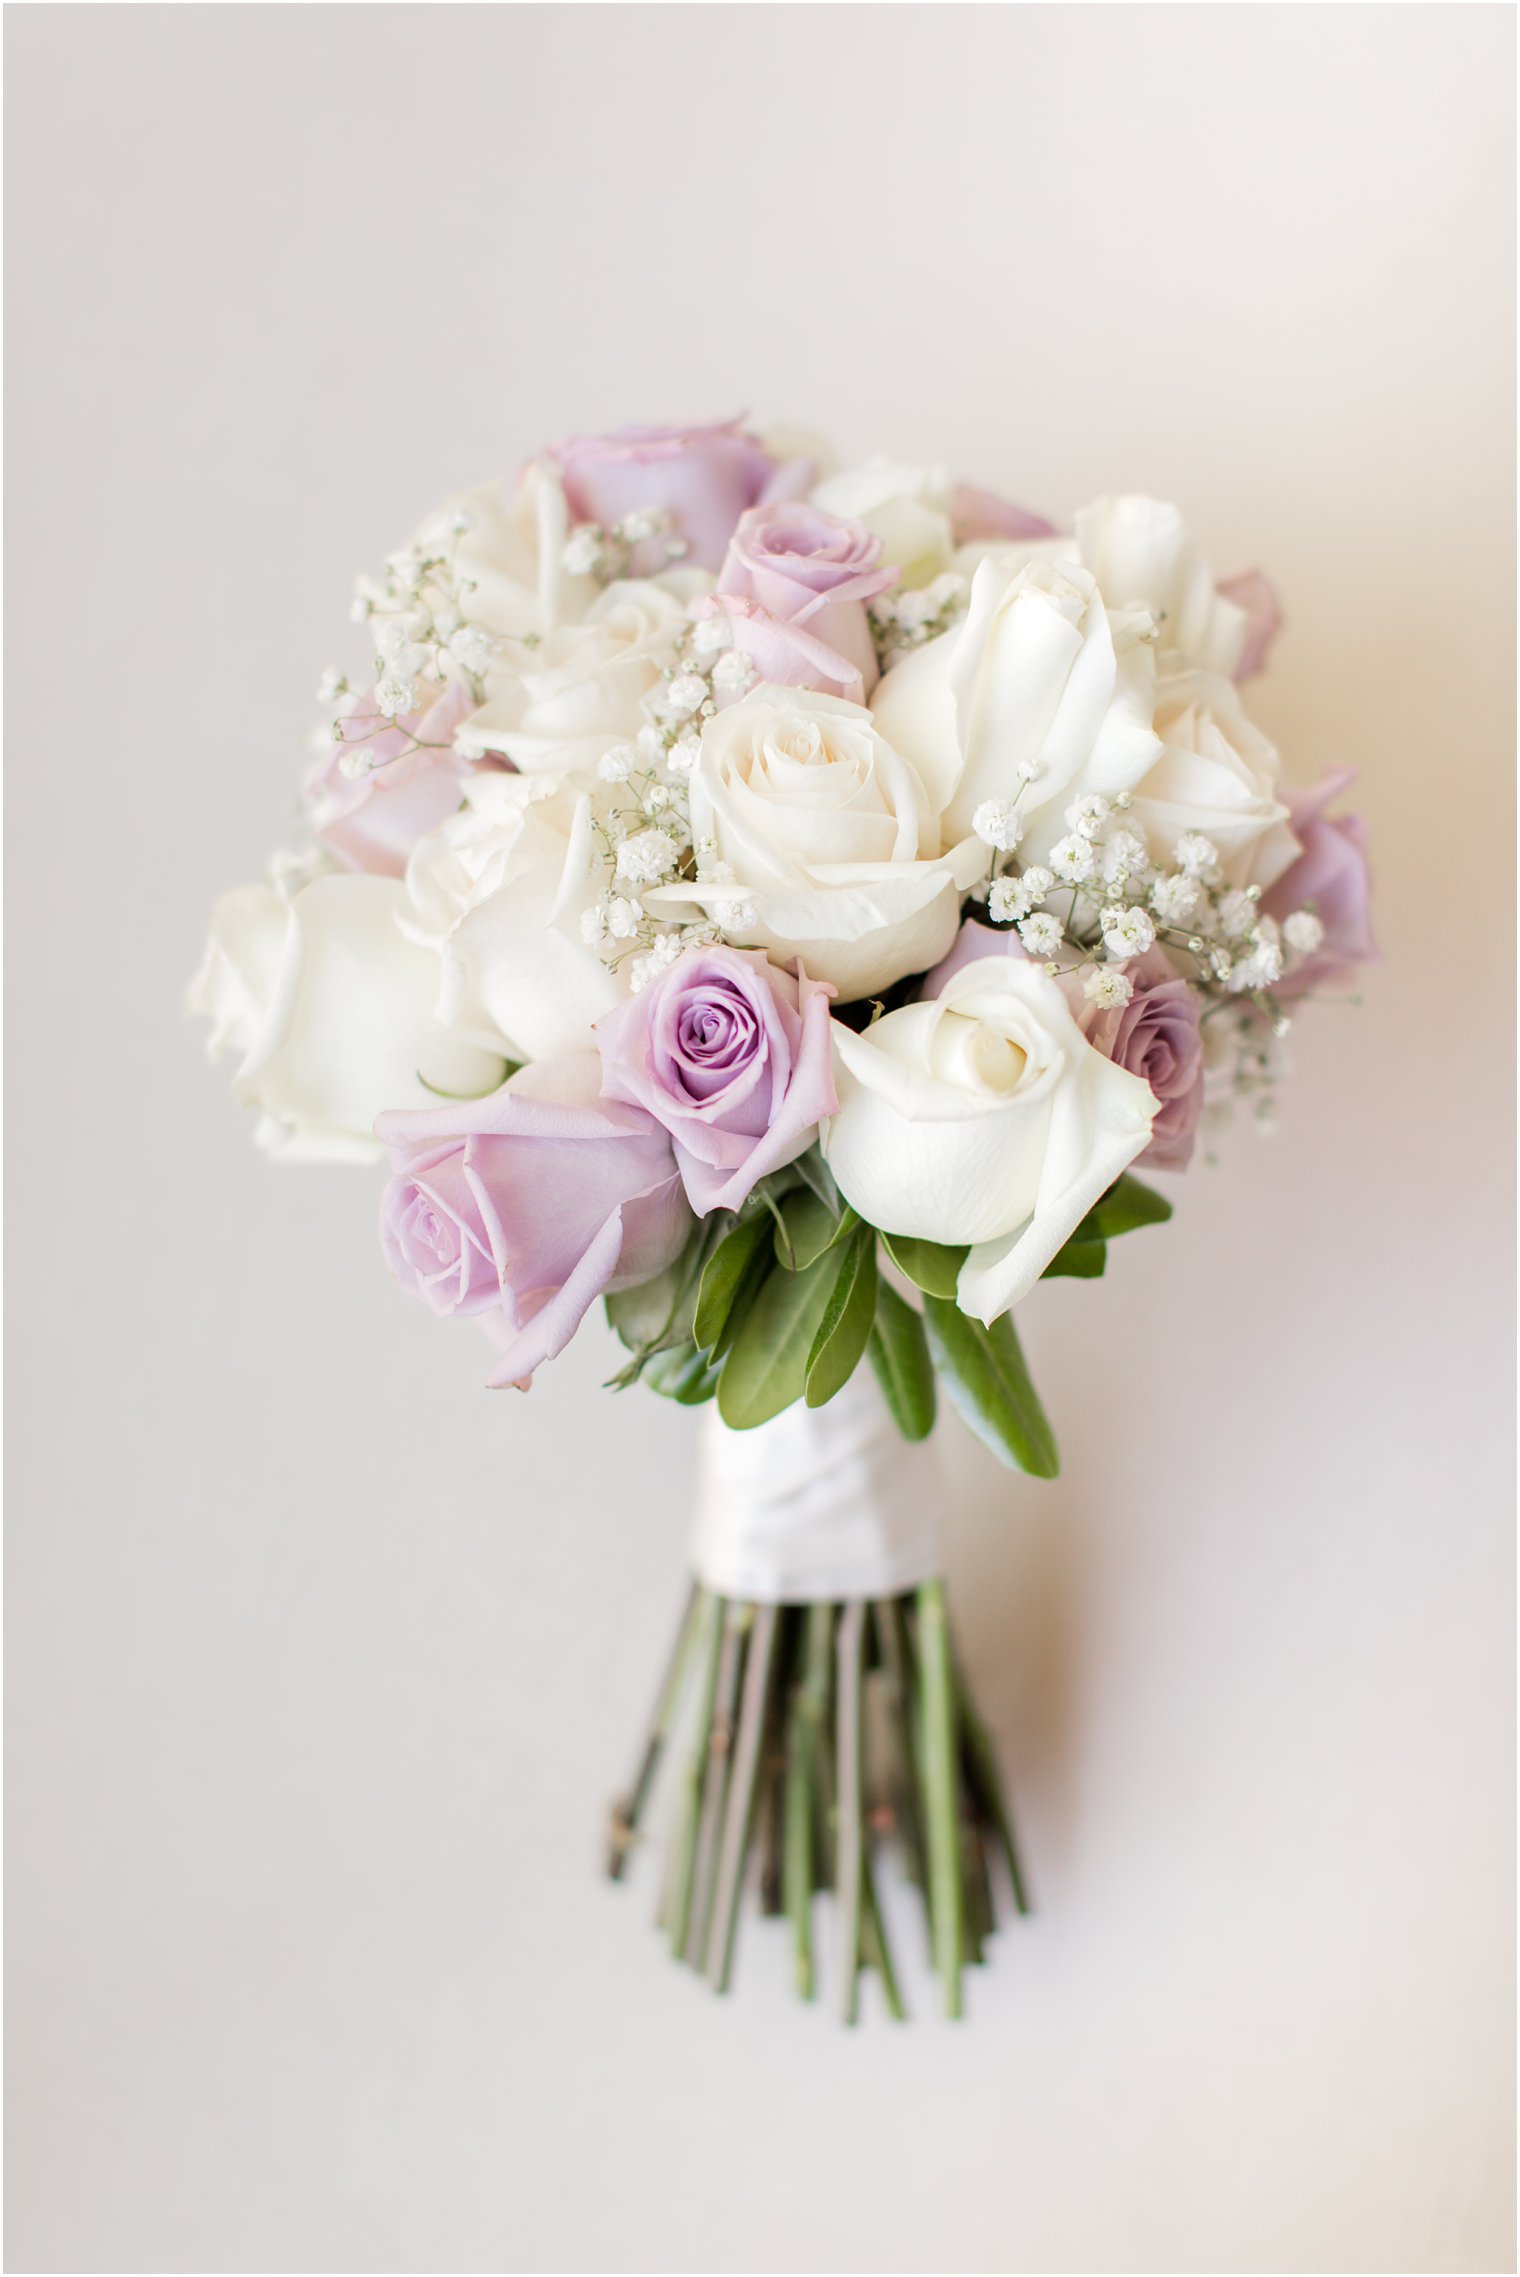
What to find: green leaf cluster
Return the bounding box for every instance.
[602,1153,1174,1478]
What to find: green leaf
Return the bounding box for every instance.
[866,1280,936,1441]
[789,1146,843,1216]
[717,1253,839,1430]
[1082,1171,1173,1242]
[1042,1235,1107,1279]
[922,1297,1059,1478]
[775,1189,858,1273]
[805,1230,877,1407]
[643,1343,723,1405]
[604,1217,727,1384]
[692,1214,771,1352]
[880,1231,970,1300]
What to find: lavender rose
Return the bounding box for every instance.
[376,1053,690,1387]
[1075,947,1204,1173]
[595,945,837,1215]
[717,501,897,696]
[545,418,808,572]
[1263,767,1376,996]
[925,922,1203,1172]
[306,677,478,878]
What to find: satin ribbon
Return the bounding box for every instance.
[691,1364,943,1603]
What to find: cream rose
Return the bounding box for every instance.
[189,870,506,1163]
[810,461,956,588]
[820,957,1158,1323]
[399,461,592,653]
[870,555,1161,861]
[1073,495,1251,676]
[456,577,701,775]
[649,685,983,1003]
[402,772,621,1061]
[1127,662,1299,889]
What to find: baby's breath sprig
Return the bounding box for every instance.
[971,780,1326,1129]
[868,574,969,672]
[561,505,690,586]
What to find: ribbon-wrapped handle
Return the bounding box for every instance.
[691,1365,943,1604]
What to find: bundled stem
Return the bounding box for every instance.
[610,1576,1028,2021]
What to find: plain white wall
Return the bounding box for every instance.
[6,6,1514,2272]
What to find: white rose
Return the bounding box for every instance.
[456,577,699,774]
[402,772,621,1060]
[810,460,955,587]
[413,461,590,650]
[870,555,1160,861]
[189,872,506,1163]
[820,957,1158,1324]
[649,685,983,1003]
[1073,495,1250,676]
[1126,663,1298,889]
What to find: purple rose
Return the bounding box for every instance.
[950,485,1057,546]
[925,921,1203,1172]
[595,946,837,1215]
[1076,947,1204,1173]
[1216,567,1283,681]
[690,593,866,707]
[717,501,897,697]
[376,1054,690,1387]
[1263,767,1376,997]
[545,418,809,572]
[305,677,479,879]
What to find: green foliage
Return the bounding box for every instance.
[879,1231,969,1300]
[805,1229,877,1407]
[1042,1236,1107,1279]
[716,1253,839,1430]
[1080,1171,1172,1241]
[692,1214,773,1355]
[866,1278,936,1441]
[774,1188,858,1273]
[922,1297,1059,1477]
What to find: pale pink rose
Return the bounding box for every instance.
[950,485,1057,546]
[717,501,896,695]
[1263,767,1376,996]
[376,1055,690,1387]
[306,679,479,879]
[1216,567,1283,681]
[545,418,810,571]
[690,594,865,707]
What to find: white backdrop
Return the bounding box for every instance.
[6,6,1514,2272]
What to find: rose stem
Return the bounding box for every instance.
[782,1613,824,2000]
[813,1608,839,1895]
[960,1793,993,1965]
[761,1611,801,1921]
[916,1579,965,2020]
[951,1637,1031,1917]
[683,1602,749,1968]
[835,1601,867,2025]
[860,1849,907,2022]
[608,1581,701,1882]
[871,1599,927,1894]
[665,1592,724,1955]
[706,1602,778,1992]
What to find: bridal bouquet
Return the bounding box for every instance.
[192,417,1374,2020]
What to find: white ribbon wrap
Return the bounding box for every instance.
[691,1365,943,1604]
